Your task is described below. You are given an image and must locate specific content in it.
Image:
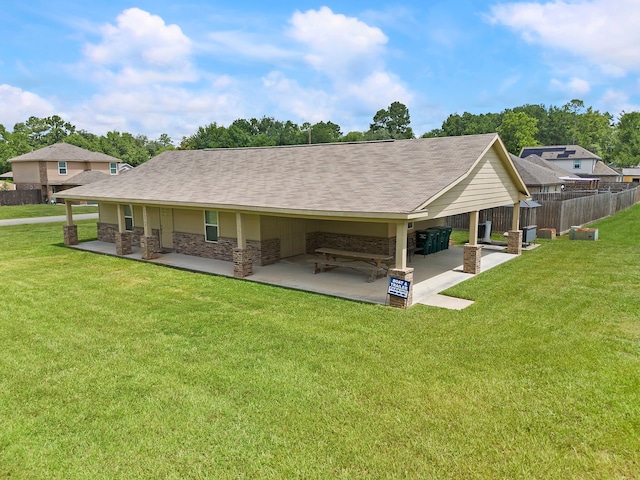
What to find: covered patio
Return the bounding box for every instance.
[68,239,521,309]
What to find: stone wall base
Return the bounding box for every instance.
[141,235,160,260]
[463,244,482,274]
[115,231,133,255]
[233,248,253,278]
[63,225,78,246]
[388,268,414,308]
[507,230,523,255]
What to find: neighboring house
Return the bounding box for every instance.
[511,154,565,193]
[7,143,122,203]
[622,168,640,183]
[0,171,15,191]
[592,160,623,182]
[57,133,530,296]
[520,145,600,175]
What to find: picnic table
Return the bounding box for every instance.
[310,247,394,282]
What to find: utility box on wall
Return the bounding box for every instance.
[569,226,599,241]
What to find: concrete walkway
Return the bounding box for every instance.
[69,240,527,310]
[0,213,98,226]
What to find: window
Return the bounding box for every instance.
[110,162,118,175]
[124,205,134,232]
[204,210,218,242]
[573,159,582,169]
[58,161,67,175]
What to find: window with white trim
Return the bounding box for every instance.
[204,210,218,242]
[573,159,581,169]
[124,205,134,232]
[110,162,118,175]
[58,161,67,175]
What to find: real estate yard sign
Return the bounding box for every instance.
[388,277,410,299]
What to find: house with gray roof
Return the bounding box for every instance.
[511,154,565,193]
[7,143,122,203]
[57,133,530,307]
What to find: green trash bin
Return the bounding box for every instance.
[434,226,452,250]
[426,228,441,253]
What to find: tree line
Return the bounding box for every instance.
[2,99,640,174]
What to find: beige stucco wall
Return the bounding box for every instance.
[425,145,522,218]
[11,162,41,184]
[171,208,260,240]
[45,161,115,184]
[99,203,118,224]
[89,162,115,174]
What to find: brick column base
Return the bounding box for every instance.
[63,225,78,246]
[507,230,523,255]
[463,244,482,274]
[141,235,160,260]
[233,248,253,278]
[115,231,133,255]
[388,268,414,308]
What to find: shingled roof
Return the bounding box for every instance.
[511,155,564,186]
[7,143,121,163]
[58,133,524,217]
[519,145,601,161]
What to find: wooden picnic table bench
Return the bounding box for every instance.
[310,248,394,282]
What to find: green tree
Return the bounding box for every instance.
[497,111,539,154]
[12,115,76,149]
[612,111,640,167]
[369,101,414,139]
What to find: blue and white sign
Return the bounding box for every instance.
[388,277,411,299]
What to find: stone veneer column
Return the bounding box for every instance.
[507,230,523,255]
[115,231,133,255]
[141,235,160,260]
[388,267,414,308]
[463,244,482,274]
[63,225,78,246]
[233,247,253,278]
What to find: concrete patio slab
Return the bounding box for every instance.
[68,241,522,310]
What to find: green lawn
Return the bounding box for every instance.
[0,204,97,220]
[0,207,638,478]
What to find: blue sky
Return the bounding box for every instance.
[1,0,639,142]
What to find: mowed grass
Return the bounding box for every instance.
[0,208,638,478]
[0,204,97,220]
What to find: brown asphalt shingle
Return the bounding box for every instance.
[7,143,121,163]
[58,134,505,215]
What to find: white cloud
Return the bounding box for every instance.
[0,85,55,127]
[550,77,591,96]
[288,6,388,75]
[489,0,640,75]
[599,89,640,116]
[82,8,196,85]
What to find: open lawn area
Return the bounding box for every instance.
[0,204,97,220]
[0,206,639,478]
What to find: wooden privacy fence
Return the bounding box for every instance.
[0,189,42,206]
[447,187,639,235]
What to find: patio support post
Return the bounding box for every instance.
[508,202,522,255]
[233,213,253,278]
[115,204,132,255]
[395,221,408,270]
[141,206,159,260]
[463,210,481,274]
[62,200,78,246]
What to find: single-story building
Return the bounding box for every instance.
[57,133,530,307]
